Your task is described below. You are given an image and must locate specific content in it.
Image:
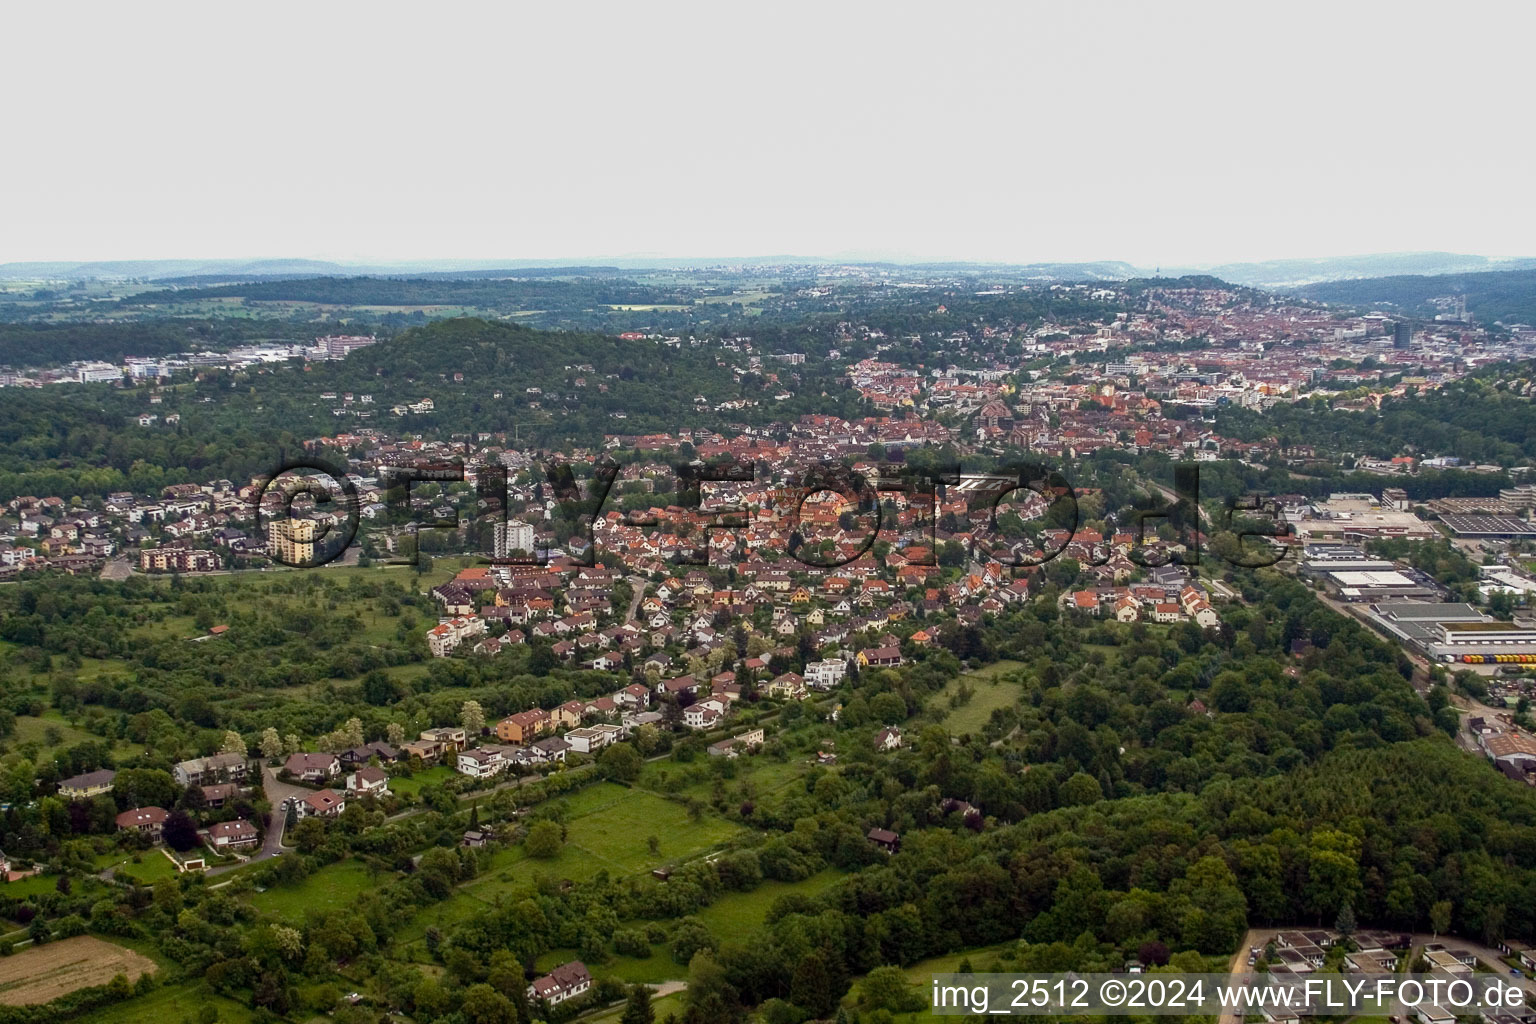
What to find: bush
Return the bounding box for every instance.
[613,928,651,958]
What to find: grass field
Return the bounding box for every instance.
[550,783,744,874]
[692,868,844,936]
[843,941,1020,1022]
[246,858,380,921]
[534,946,679,986]
[633,753,808,809]
[69,980,256,1024]
[934,659,1026,735]
[8,714,112,756]
[396,783,745,951]
[0,935,157,1006]
[586,990,684,1022]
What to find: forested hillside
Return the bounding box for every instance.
[1298,267,1536,325]
[1216,368,1536,463]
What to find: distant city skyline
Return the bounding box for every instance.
[5,2,1534,266]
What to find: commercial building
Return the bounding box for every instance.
[1364,601,1536,663]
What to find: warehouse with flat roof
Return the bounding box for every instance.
[1440,513,1536,538]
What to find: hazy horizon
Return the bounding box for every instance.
[3,249,1533,274]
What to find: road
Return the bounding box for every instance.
[206,765,306,876]
[624,575,648,623]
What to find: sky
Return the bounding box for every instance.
[5,1,1534,267]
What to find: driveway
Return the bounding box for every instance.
[206,765,308,876]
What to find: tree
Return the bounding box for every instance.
[1430,899,1452,938]
[290,817,328,854]
[386,721,406,746]
[163,808,200,851]
[526,819,563,859]
[670,917,714,965]
[283,733,302,756]
[601,743,642,783]
[682,951,743,1024]
[362,670,399,706]
[113,768,178,811]
[1335,903,1357,938]
[461,983,517,1024]
[859,965,924,1014]
[790,951,838,1018]
[259,727,283,761]
[870,691,907,724]
[1060,771,1103,807]
[461,700,486,736]
[220,730,246,757]
[271,924,304,961]
[620,985,655,1024]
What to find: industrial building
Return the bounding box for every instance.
[1298,545,1444,601]
[1364,601,1536,664]
[1439,513,1536,539]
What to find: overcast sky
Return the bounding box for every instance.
[5,1,1533,267]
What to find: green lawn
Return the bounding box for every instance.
[247,858,380,921]
[934,659,1026,735]
[0,872,63,898]
[386,764,456,797]
[103,851,180,885]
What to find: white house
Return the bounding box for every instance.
[456,747,506,779]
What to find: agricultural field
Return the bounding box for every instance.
[0,935,157,1006]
